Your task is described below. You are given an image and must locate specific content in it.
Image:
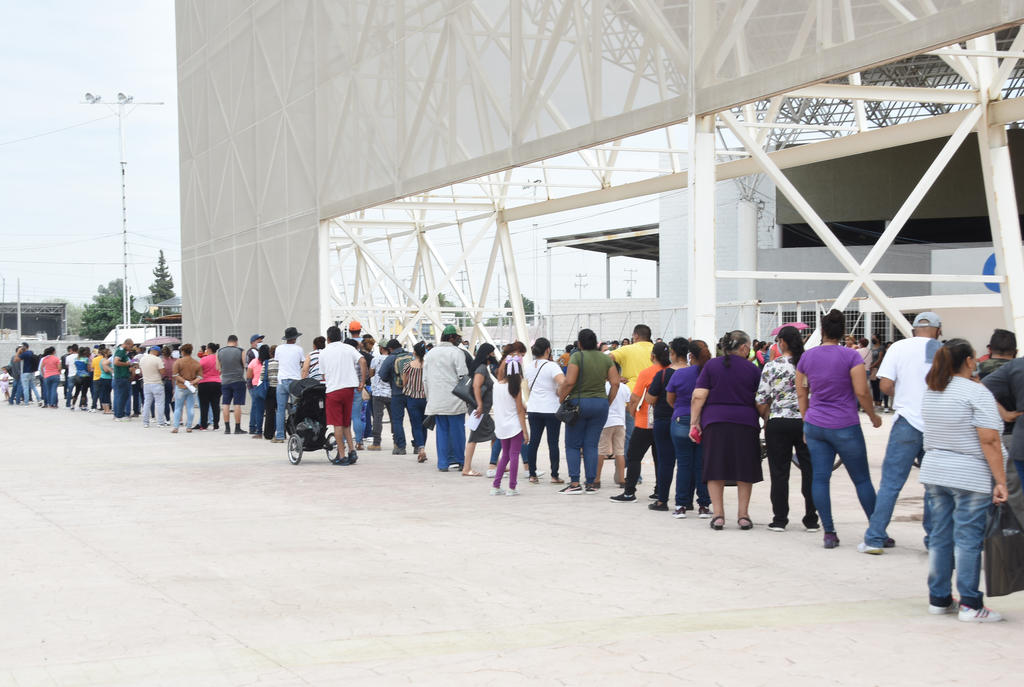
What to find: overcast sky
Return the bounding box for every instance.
[0,0,180,306]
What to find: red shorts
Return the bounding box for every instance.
[325,388,354,427]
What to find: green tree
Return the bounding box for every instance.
[421,292,470,327]
[80,279,142,339]
[149,250,175,303]
[485,294,534,326]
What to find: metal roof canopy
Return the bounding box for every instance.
[545,224,660,261]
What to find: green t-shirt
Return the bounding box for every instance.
[569,350,613,399]
[113,347,131,380]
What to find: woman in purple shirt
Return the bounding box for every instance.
[665,339,712,518]
[690,331,763,530]
[796,309,882,549]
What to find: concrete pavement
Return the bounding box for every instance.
[1,404,1021,686]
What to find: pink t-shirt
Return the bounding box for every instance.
[41,355,62,378]
[248,358,263,387]
[200,354,221,383]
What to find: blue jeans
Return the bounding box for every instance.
[42,375,59,406]
[173,386,196,429]
[350,392,364,443]
[653,417,677,503]
[803,421,876,533]
[435,414,465,469]
[527,412,561,478]
[21,372,38,403]
[275,379,293,439]
[163,379,174,421]
[112,378,131,418]
[865,416,930,548]
[390,394,408,449]
[406,396,427,449]
[564,397,609,484]
[925,484,990,609]
[1015,460,1024,488]
[142,382,164,425]
[362,397,374,440]
[64,375,74,407]
[624,412,635,458]
[249,383,266,433]
[9,375,23,404]
[670,415,709,508]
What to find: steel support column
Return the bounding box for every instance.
[688,115,717,343]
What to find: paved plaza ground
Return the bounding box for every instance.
[2,404,1022,686]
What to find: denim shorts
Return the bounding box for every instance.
[221,380,247,405]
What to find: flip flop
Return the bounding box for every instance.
[462,470,482,477]
[737,516,753,530]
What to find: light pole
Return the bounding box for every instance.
[82,92,163,328]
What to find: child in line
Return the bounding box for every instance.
[490,349,530,496]
[596,363,630,488]
[0,366,11,401]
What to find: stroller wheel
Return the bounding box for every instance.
[287,434,303,465]
[325,431,342,464]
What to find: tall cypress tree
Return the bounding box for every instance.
[149,250,175,303]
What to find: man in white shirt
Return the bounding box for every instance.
[272,327,306,443]
[139,346,167,428]
[63,345,79,408]
[320,325,365,464]
[860,312,943,554]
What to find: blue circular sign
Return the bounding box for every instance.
[983,253,1001,293]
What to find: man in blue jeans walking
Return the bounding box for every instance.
[859,313,942,554]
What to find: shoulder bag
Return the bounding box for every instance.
[452,372,477,408]
[556,353,583,425]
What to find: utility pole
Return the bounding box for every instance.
[574,273,589,300]
[624,268,637,298]
[82,92,163,326]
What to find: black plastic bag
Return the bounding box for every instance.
[984,503,1024,597]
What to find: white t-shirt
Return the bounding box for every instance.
[877,336,942,432]
[274,343,305,381]
[604,381,630,428]
[524,359,563,414]
[369,353,391,398]
[492,381,523,440]
[139,353,164,384]
[64,353,77,374]
[320,341,362,393]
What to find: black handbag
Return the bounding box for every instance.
[452,373,477,408]
[556,352,583,425]
[422,414,436,431]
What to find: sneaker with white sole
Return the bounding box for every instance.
[698,506,711,519]
[489,487,504,496]
[672,506,687,519]
[485,468,497,478]
[767,522,786,532]
[928,599,958,615]
[559,484,583,495]
[958,605,1003,623]
[505,488,520,497]
[857,542,884,555]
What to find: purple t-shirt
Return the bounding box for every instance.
[796,345,864,429]
[694,355,761,428]
[666,365,701,421]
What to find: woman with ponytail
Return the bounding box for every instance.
[489,350,530,496]
[796,309,881,549]
[756,326,818,533]
[665,339,713,517]
[690,330,762,530]
[645,341,684,512]
[919,339,1008,622]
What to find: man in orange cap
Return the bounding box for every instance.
[348,321,362,339]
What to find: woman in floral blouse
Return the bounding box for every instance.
[755,326,819,533]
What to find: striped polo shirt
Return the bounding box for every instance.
[919,375,1006,495]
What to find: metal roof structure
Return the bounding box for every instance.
[177,0,1024,348]
[544,224,660,261]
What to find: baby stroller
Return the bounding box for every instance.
[285,377,341,465]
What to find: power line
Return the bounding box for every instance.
[0,113,116,148]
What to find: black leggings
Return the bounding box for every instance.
[263,387,277,439]
[198,382,221,429]
[527,412,561,478]
[764,417,817,528]
[624,427,658,495]
[72,376,91,407]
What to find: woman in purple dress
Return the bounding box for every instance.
[690,331,763,530]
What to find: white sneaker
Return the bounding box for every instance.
[485,468,496,478]
[857,542,884,555]
[506,488,520,497]
[928,599,958,615]
[672,507,687,519]
[489,487,504,496]
[958,605,1003,623]
[534,470,546,478]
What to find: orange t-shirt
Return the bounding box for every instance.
[631,364,660,430]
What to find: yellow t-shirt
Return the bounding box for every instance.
[611,341,653,392]
[92,356,103,380]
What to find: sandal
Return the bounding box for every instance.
[710,515,725,530]
[550,477,565,484]
[738,516,753,530]
[417,453,427,463]
[462,470,482,477]
[529,475,539,484]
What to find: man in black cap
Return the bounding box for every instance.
[246,334,264,365]
[272,326,304,443]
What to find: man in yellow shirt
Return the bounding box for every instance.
[610,324,654,451]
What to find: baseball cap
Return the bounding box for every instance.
[250,334,264,343]
[442,324,460,337]
[150,346,162,353]
[912,312,941,328]
[348,320,362,331]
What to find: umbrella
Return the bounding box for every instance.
[771,322,809,336]
[143,336,180,346]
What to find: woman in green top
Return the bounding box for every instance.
[556,328,621,494]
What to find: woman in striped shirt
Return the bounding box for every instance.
[920,338,1008,623]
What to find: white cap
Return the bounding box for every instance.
[912,311,941,328]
